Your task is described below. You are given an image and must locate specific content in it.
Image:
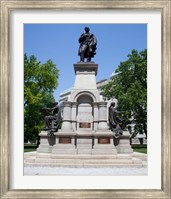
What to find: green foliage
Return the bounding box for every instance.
[102,49,147,137]
[24,54,59,142]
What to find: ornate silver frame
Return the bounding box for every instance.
[0,0,170,198]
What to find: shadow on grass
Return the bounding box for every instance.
[132,144,147,154]
[24,144,37,152]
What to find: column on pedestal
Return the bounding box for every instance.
[93,102,99,131]
[61,101,72,131]
[98,102,108,130]
[71,102,77,131]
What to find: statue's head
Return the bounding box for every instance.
[85,27,90,33]
[53,102,58,106]
[111,102,115,107]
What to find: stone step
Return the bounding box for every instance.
[133,153,147,161]
[25,158,35,163]
[24,162,143,168]
[34,158,135,164]
[36,153,133,160]
[24,152,144,167]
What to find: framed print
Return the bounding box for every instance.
[0,0,170,198]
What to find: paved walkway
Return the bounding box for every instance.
[24,166,147,176]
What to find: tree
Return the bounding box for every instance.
[24,54,59,142]
[102,49,147,138]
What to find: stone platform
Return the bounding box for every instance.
[24,152,145,168]
[32,131,142,168]
[37,130,133,155]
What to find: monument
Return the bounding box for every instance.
[29,27,143,167]
[51,27,117,155]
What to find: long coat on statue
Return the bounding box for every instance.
[78,33,97,59]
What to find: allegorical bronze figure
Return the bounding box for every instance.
[78,27,97,62]
[43,102,62,136]
[108,102,125,137]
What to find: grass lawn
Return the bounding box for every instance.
[24,144,37,152]
[132,144,147,154]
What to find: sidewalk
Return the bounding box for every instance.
[24,165,147,176]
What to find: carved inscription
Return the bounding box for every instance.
[59,137,71,144]
[79,123,91,128]
[98,137,110,144]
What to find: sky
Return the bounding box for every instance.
[24,24,147,101]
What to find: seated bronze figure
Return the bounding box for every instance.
[43,102,62,136]
[108,102,125,137]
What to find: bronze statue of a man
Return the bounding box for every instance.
[78,27,97,62]
[108,102,125,136]
[43,102,62,135]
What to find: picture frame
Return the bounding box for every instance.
[0,0,170,198]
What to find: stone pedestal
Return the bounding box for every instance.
[73,62,98,89]
[116,131,133,154]
[68,62,109,133]
[52,131,77,154]
[76,131,93,154]
[69,63,100,103]
[50,62,119,155]
[92,131,117,155]
[37,63,133,156]
[37,131,55,153]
